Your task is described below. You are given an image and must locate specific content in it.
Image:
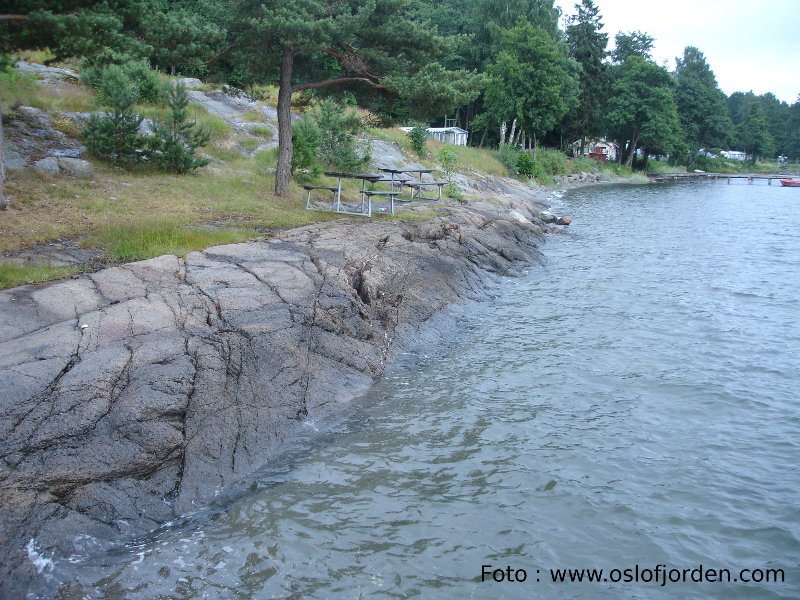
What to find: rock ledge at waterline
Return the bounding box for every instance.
[0,204,550,594]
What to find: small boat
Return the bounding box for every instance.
[780,178,800,187]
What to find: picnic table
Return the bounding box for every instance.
[379,167,446,201]
[304,172,400,217]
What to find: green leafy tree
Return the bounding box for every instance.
[673,46,733,166]
[82,64,147,167]
[606,56,682,166]
[149,82,210,173]
[611,31,654,63]
[738,103,774,163]
[564,0,609,154]
[483,17,579,153]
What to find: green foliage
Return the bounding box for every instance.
[386,63,485,120]
[81,66,146,167]
[738,104,775,162]
[149,82,210,174]
[537,148,569,175]
[436,147,462,199]
[498,143,522,175]
[484,18,579,140]
[291,117,321,181]
[564,0,609,144]
[611,31,654,63]
[81,56,164,105]
[674,46,733,165]
[516,152,534,177]
[312,99,370,172]
[606,56,682,165]
[408,124,428,156]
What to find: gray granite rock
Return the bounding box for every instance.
[31,156,61,175]
[57,157,93,177]
[0,209,546,597]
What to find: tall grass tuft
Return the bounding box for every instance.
[84,220,258,262]
[0,264,83,290]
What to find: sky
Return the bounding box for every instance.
[554,0,800,104]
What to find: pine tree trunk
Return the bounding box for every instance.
[0,113,7,211]
[275,46,294,197]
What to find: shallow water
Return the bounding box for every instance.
[50,181,800,598]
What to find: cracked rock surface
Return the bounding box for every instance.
[0,206,545,595]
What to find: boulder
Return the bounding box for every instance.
[58,157,93,178]
[31,157,61,176]
[176,77,204,90]
[539,212,557,224]
[508,210,532,225]
[555,215,573,226]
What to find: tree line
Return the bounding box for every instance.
[2,0,799,199]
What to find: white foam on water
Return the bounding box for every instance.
[26,538,55,574]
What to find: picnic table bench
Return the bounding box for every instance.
[303,172,402,217]
[380,168,447,201]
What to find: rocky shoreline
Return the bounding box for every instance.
[0,188,560,595]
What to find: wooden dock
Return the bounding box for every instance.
[648,173,791,184]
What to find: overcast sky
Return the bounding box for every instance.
[554,0,800,104]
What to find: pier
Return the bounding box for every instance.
[648,173,791,184]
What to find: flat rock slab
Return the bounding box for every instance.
[0,208,545,597]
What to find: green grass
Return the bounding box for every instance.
[82,220,260,262]
[0,68,95,113]
[0,263,83,290]
[239,137,261,151]
[248,125,274,138]
[241,109,267,123]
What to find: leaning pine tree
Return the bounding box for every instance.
[150,82,210,174]
[231,0,483,196]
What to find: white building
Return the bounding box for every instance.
[721,150,748,161]
[399,126,469,146]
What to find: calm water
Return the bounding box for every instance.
[52,182,800,598]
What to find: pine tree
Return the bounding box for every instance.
[82,65,146,167]
[565,0,609,154]
[150,82,210,174]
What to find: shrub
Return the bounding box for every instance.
[516,152,534,178]
[82,54,164,105]
[436,147,462,199]
[537,148,568,176]
[498,143,521,175]
[148,82,210,174]
[312,98,370,172]
[82,66,147,167]
[291,117,321,181]
[408,124,428,156]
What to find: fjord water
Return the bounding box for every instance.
[61,182,799,599]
